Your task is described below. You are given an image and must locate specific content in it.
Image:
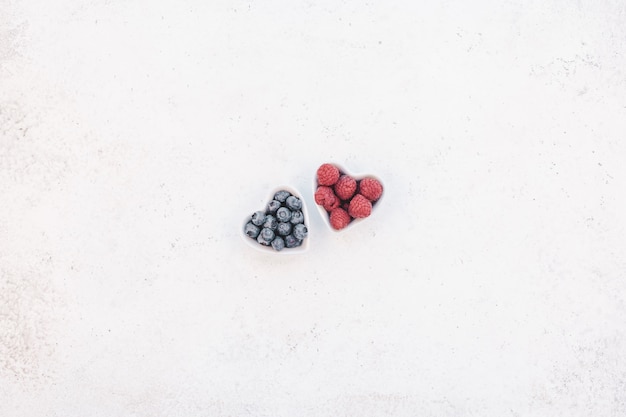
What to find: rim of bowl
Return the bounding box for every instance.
[312,163,385,232]
[241,185,310,254]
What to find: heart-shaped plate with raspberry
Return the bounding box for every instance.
[313,162,384,231]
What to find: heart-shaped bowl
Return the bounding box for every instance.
[312,163,385,232]
[240,185,310,254]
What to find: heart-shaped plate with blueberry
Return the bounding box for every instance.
[241,186,310,254]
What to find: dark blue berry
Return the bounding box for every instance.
[274,190,291,203]
[290,210,304,224]
[284,234,302,248]
[267,200,281,213]
[276,207,292,222]
[251,211,265,226]
[276,221,292,236]
[257,228,275,245]
[263,214,278,230]
[293,223,308,240]
[286,195,302,210]
[271,236,285,251]
[244,222,260,238]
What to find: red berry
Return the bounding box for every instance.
[329,207,351,230]
[317,163,340,186]
[314,186,340,211]
[348,194,372,218]
[359,177,383,202]
[334,175,357,200]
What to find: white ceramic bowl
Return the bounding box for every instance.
[313,163,385,232]
[241,185,310,254]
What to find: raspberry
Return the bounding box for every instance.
[359,177,383,202]
[317,163,340,186]
[334,175,357,201]
[315,186,340,211]
[348,194,372,218]
[329,207,351,230]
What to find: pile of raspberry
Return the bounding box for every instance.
[314,163,383,230]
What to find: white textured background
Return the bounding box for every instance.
[1,1,626,416]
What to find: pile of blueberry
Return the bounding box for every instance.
[243,190,308,251]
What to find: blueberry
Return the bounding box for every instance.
[244,222,260,238]
[284,234,301,248]
[274,190,291,203]
[256,228,275,245]
[267,200,281,213]
[263,214,278,230]
[285,195,302,210]
[293,223,308,240]
[276,221,292,236]
[271,236,285,251]
[251,211,265,226]
[290,210,304,224]
[276,207,292,223]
